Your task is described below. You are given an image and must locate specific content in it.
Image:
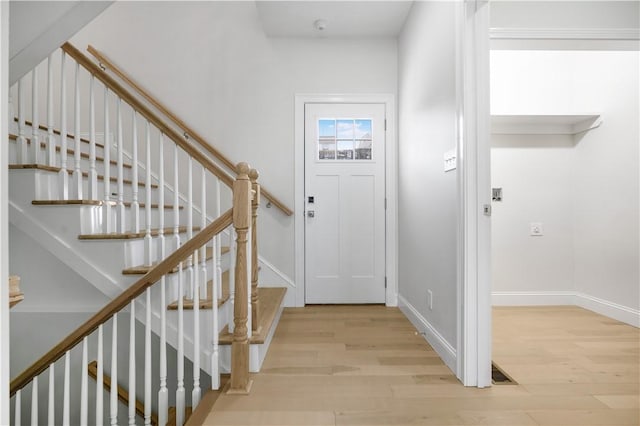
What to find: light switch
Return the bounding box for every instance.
[444,149,457,172]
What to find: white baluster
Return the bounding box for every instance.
[158,135,169,426]
[31,67,40,164]
[8,95,16,134]
[200,166,207,300]
[46,54,56,167]
[110,314,118,426]
[63,351,70,426]
[80,337,88,426]
[88,75,98,199]
[186,156,194,299]
[47,364,54,426]
[192,247,201,408]
[176,265,185,426]
[30,376,38,426]
[158,133,165,260]
[158,273,168,426]
[173,144,180,252]
[96,325,104,426]
[211,238,220,389]
[59,51,69,200]
[116,97,125,233]
[103,87,112,233]
[14,389,21,426]
[131,112,140,233]
[17,77,28,164]
[72,61,82,199]
[128,301,136,426]
[144,288,152,426]
[215,178,223,298]
[144,122,153,265]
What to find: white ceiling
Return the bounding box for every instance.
[256,1,414,38]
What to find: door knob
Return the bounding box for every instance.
[307,210,315,218]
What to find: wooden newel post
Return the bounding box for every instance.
[229,162,252,394]
[249,169,261,333]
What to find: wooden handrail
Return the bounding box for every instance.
[86,44,293,217]
[61,43,234,189]
[88,360,159,426]
[10,209,233,396]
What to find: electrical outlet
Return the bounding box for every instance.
[427,290,433,310]
[530,222,544,236]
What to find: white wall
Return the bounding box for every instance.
[9,224,109,312]
[1,2,10,423]
[491,50,640,324]
[397,1,459,370]
[69,1,398,282]
[491,135,576,295]
[9,1,112,85]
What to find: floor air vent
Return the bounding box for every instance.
[491,362,517,385]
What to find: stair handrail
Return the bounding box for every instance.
[86,44,294,217]
[10,208,234,396]
[61,42,235,189]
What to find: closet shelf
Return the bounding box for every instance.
[491,114,602,135]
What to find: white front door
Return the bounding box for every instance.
[304,103,386,304]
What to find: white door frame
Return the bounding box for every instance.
[1,1,11,421]
[456,0,492,387]
[294,94,397,308]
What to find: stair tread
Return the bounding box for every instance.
[167,405,192,426]
[184,375,231,426]
[218,287,287,345]
[9,163,158,188]
[12,119,106,149]
[79,226,202,240]
[167,271,230,310]
[32,199,183,209]
[123,246,230,274]
[9,133,133,169]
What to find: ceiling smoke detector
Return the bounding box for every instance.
[314,19,327,31]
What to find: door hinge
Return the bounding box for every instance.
[384,198,387,210]
[384,119,387,131]
[385,276,387,289]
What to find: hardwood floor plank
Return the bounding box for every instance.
[194,305,638,426]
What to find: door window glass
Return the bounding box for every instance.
[318,119,372,160]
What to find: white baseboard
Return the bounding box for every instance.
[492,291,575,306]
[398,294,457,374]
[575,292,640,328]
[492,291,640,328]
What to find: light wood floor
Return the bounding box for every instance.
[199,305,639,425]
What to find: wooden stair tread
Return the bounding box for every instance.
[32,199,183,209]
[123,246,229,274]
[218,287,286,345]
[9,164,158,188]
[88,360,158,426]
[9,133,132,169]
[9,293,24,308]
[184,375,231,426]
[12,119,107,149]
[167,405,192,426]
[167,271,230,310]
[79,226,201,240]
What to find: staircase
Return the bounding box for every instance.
[7,42,289,425]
